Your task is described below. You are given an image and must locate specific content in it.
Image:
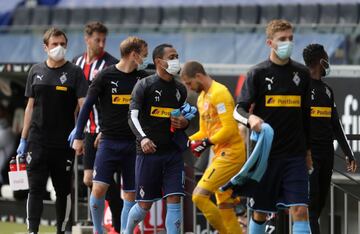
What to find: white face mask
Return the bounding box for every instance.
[48,45,66,61]
[137,56,150,71]
[320,59,331,77]
[165,59,181,75]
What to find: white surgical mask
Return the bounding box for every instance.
[137,56,150,71]
[48,45,66,61]
[275,41,293,60]
[320,59,331,77]
[324,67,331,76]
[165,59,181,75]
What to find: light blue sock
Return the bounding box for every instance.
[124,203,148,234]
[121,200,136,232]
[166,203,181,234]
[293,221,311,234]
[249,217,266,234]
[90,194,105,234]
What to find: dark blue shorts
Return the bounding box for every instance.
[93,138,136,191]
[247,156,309,213]
[135,150,185,201]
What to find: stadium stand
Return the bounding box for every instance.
[86,8,105,23]
[2,1,360,233]
[297,4,321,32]
[238,5,259,32]
[31,6,50,27]
[280,4,300,24]
[102,8,123,27]
[337,4,358,34]
[318,4,339,33]
[68,7,88,27]
[181,6,201,27]
[259,4,281,24]
[122,7,142,26]
[161,6,182,30]
[6,3,360,33]
[201,6,220,26]
[0,1,359,64]
[219,5,238,26]
[11,7,32,27]
[51,7,69,26]
[141,6,162,27]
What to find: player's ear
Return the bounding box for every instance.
[43,43,48,53]
[154,57,159,66]
[84,34,89,44]
[266,38,273,48]
[154,57,164,67]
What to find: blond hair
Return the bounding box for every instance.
[266,19,293,39]
[120,36,147,57]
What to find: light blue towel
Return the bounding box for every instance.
[231,122,274,185]
[220,123,274,192]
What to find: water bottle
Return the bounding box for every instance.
[9,157,16,172]
[170,109,181,132]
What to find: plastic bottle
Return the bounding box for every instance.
[19,156,26,171]
[170,109,181,132]
[9,157,16,171]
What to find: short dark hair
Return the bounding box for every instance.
[84,21,108,36]
[43,27,68,45]
[120,36,147,57]
[303,44,327,67]
[181,61,207,78]
[152,44,173,63]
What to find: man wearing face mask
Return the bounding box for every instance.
[303,43,357,234]
[126,44,188,234]
[72,21,122,234]
[16,27,88,234]
[71,36,149,234]
[233,19,312,234]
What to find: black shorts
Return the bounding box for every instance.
[84,133,98,170]
[93,138,136,191]
[135,149,185,201]
[247,156,309,213]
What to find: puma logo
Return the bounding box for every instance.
[155,90,162,96]
[111,81,119,87]
[265,77,274,90]
[265,77,274,84]
[36,75,44,80]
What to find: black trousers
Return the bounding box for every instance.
[309,147,334,234]
[26,142,74,234]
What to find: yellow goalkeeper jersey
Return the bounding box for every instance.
[189,81,245,163]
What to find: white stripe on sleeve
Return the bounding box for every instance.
[130,109,146,137]
[233,104,249,126]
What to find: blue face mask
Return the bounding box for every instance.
[137,56,150,71]
[275,41,293,60]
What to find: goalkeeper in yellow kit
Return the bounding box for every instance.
[180,61,246,234]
